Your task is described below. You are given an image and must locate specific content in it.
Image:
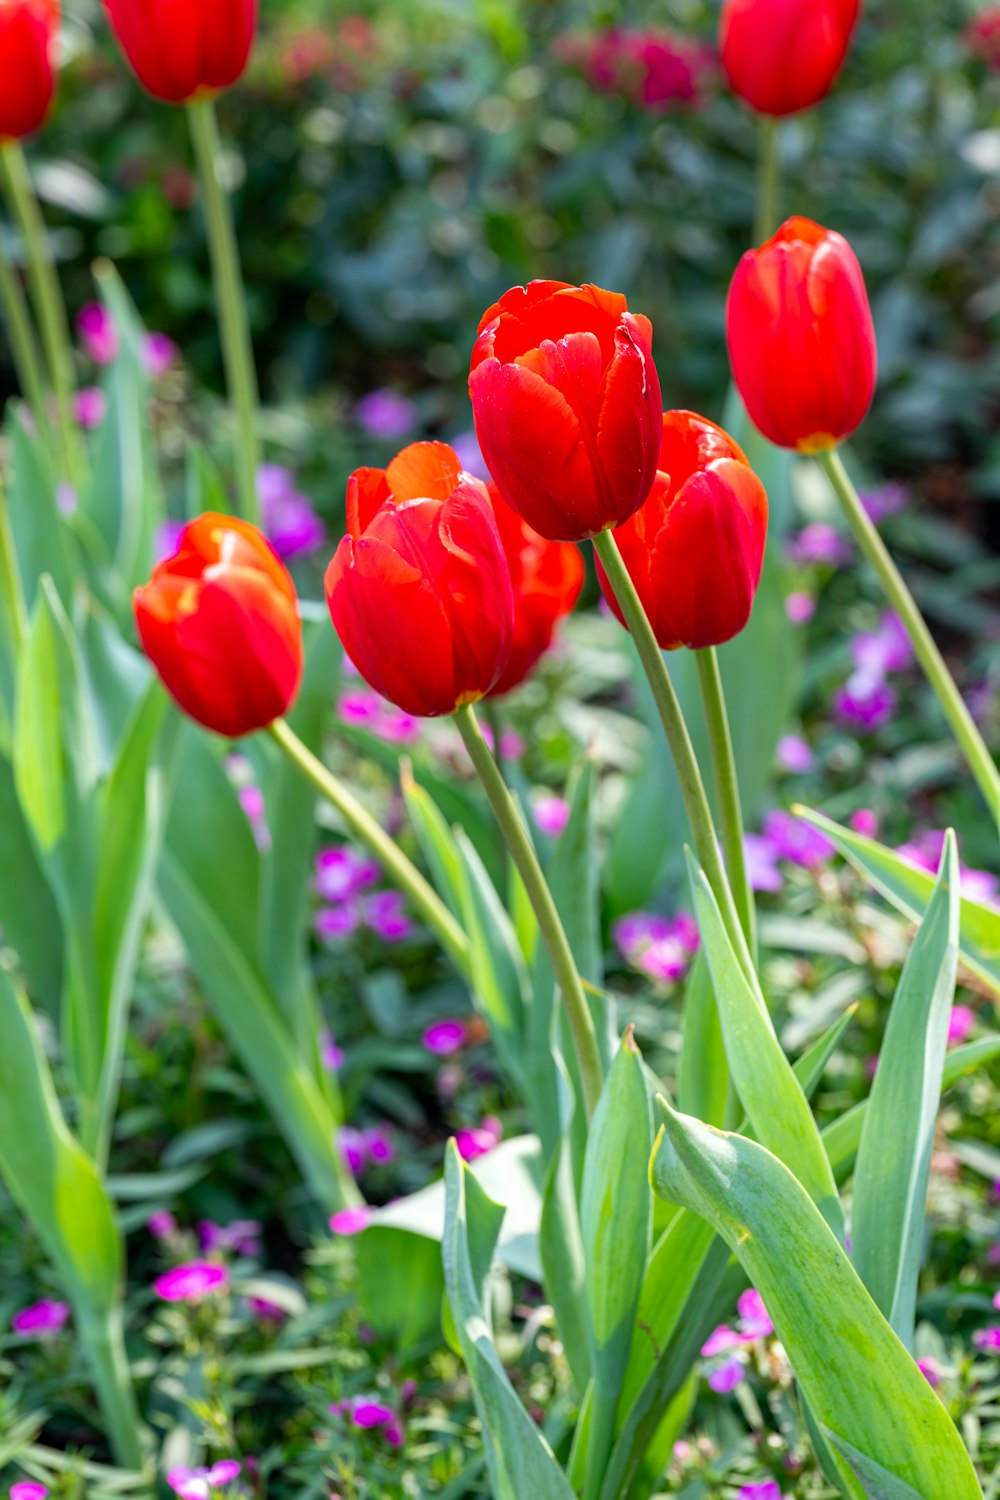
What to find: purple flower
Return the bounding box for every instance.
[11,1300,69,1337]
[776,735,813,774]
[860,481,908,525]
[77,301,118,364]
[706,1353,745,1392]
[154,1260,229,1304]
[364,1126,396,1166]
[167,1461,242,1498]
[316,846,380,903]
[321,1028,344,1070]
[247,1295,287,1323]
[850,613,912,677]
[423,1019,467,1056]
[701,1324,741,1357]
[340,1126,368,1176]
[850,808,879,837]
[785,591,815,625]
[948,1005,975,1047]
[786,522,852,567]
[355,389,417,441]
[364,890,414,942]
[451,429,491,481]
[636,937,689,984]
[534,794,571,838]
[74,386,107,429]
[198,1220,262,1258]
[148,1210,177,1240]
[315,904,362,941]
[333,1397,405,1447]
[834,675,897,732]
[737,1288,773,1340]
[142,331,179,377]
[962,866,1000,906]
[258,464,326,559]
[613,911,672,960]
[738,1483,783,1500]
[338,687,420,744]
[744,832,783,893]
[10,1485,49,1500]
[917,1357,942,1388]
[455,1116,503,1162]
[973,1326,1000,1352]
[762,810,834,870]
[329,1206,373,1236]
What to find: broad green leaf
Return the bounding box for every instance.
[685,850,841,1232]
[540,1127,591,1393]
[442,1144,576,1500]
[823,1430,925,1500]
[652,1100,983,1500]
[796,1003,857,1101]
[401,765,468,928]
[623,1370,697,1500]
[0,752,63,1011]
[580,1030,653,1494]
[5,402,74,610]
[455,827,528,1091]
[852,832,960,1347]
[796,806,1000,998]
[355,1227,445,1351]
[677,950,728,1127]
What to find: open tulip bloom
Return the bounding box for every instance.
[0,0,59,141]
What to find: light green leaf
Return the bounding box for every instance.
[455,827,528,1091]
[685,849,841,1232]
[355,1227,445,1351]
[5,402,74,611]
[442,1144,577,1500]
[852,832,960,1346]
[652,1100,983,1500]
[0,751,63,1011]
[677,950,728,1127]
[796,805,1000,998]
[823,1430,926,1499]
[401,765,467,926]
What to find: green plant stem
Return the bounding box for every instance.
[268,717,470,971]
[0,143,81,486]
[454,702,603,1120]
[593,530,753,978]
[77,1305,145,1471]
[0,242,49,443]
[0,471,27,660]
[754,115,780,244]
[695,647,757,961]
[819,448,1000,828]
[187,97,261,526]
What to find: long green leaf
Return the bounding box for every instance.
[652,1099,983,1500]
[823,1430,925,1500]
[442,1144,576,1500]
[455,827,528,1092]
[796,805,1000,998]
[677,950,728,1128]
[852,832,960,1347]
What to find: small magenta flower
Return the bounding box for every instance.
[533,794,571,838]
[850,808,879,837]
[198,1220,262,1257]
[786,522,851,568]
[148,1209,177,1240]
[948,1006,975,1047]
[364,890,414,942]
[784,591,815,625]
[364,1125,396,1166]
[422,1019,467,1057]
[333,1397,405,1447]
[321,1028,344,1070]
[762,810,834,869]
[917,1357,943,1388]
[355,388,417,441]
[860,481,908,524]
[738,1482,783,1500]
[315,905,362,941]
[74,386,107,429]
[12,1300,70,1336]
[10,1483,49,1500]
[78,301,119,365]
[258,464,326,560]
[706,1353,745,1393]
[316,846,380,903]
[455,1115,503,1163]
[701,1324,742,1357]
[247,1294,287,1323]
[154,1261,229,1303]
[776,735,812,774]
[167,1461,242,1498]
[142,331,179,377]
[744,833,783,893]
[834,676,897,733]
[339,1126,368,1175]
[973,1326,1000,1352]
[329,1206,373,1236]
[737,1288,774,1340]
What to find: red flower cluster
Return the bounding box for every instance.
[102,0,257,104]
[556,26,714,111]
[966,8,1000,69]
[719,0,860,117]
[0,0,59,142]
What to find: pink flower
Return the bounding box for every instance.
[917,1357,942,1388]
[860,482,908,524]
[850,613,912,677]
[321,1028,344,1070]
[364,891,414,943]
[455,1116,503,1163]
[77,301,118,364]
[340,1127,368,1175]
[12,1300,70,1336]
[167,1461,242,1498]
[738,1483,782,1500]
[10,1484,49,1500]
[258,465,326,560]
[423,1019,467,1056]
[198,1220,262,1257]
[332,1397,405,1447]
[247,1295,287,1323]
[786,523,851,568]
[148,1210,177,1240]
[364,1126,395,1166]
[706,1353,745,1392]
[329,1206,373,1236]
[737,1288,773,1340]
[154,1261,229,1304]
[316,904,362,941]
[850,808,879,838]
[834,676,897,733]
[762,811,834,870]
[337,687,421,745]
[74,386,107,429]
[143,331,179,377]
[776,735,812,774]
[948,1006,975,1047]
[636,937,689,984]
[316,846,380,903]
[701,1324,741,1357]
[785,591,815,625]
[355,389,416,440]
[744,832,783,893]
[534,795,571,838]
[973,1326,1000,1352]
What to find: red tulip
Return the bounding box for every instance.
[719,0,860,117]
[597,410,768,651]
[0,0,59,142]
[325,442,514,718]
[468,280,663,543]
[102,0,257,105]
[134,513,303,738]
[726,216,877,453]
[487,485,584,697]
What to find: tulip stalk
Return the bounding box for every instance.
[593,529,754,977]
[695,647,757,957]
[0,143,82,487]
[267,717,471,970]
[818,448,1000,827]
[754,117,781,245]
[0,471,27,660]
[77,1304,145,1472]
[187,96,262,528]
[0,243,49,445]
[453,702,604,1121]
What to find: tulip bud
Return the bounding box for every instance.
[487,484,584,697]
[102,0,257,105]
[597,410,768,651]
[0,0,59,142]
[325,442,514,718]
[726,216,877,454]
[134,513,303,738]
[469,280,663,543]
[719,0,860,118]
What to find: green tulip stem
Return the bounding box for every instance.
[77,1304,145,1471]
[267,717,471,970]
[695,646,757,959]
[754,115,781,245]
[454,701,604,1121]
[593,529,754,977]
[0,470,26,659]
[0,142,82,486]
[0,241,49,443]
[187,96,262,527]
[819,448,1000,827]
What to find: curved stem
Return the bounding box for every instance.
[454,702,604,1120]
[819,448,1000,828]
[695,648,757,961]
[0,240,49,443]
[0,143,82,487]
[187,97,261,526]
[267,717,470,971]
[754,116,781,245]
[593,530,754,979]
